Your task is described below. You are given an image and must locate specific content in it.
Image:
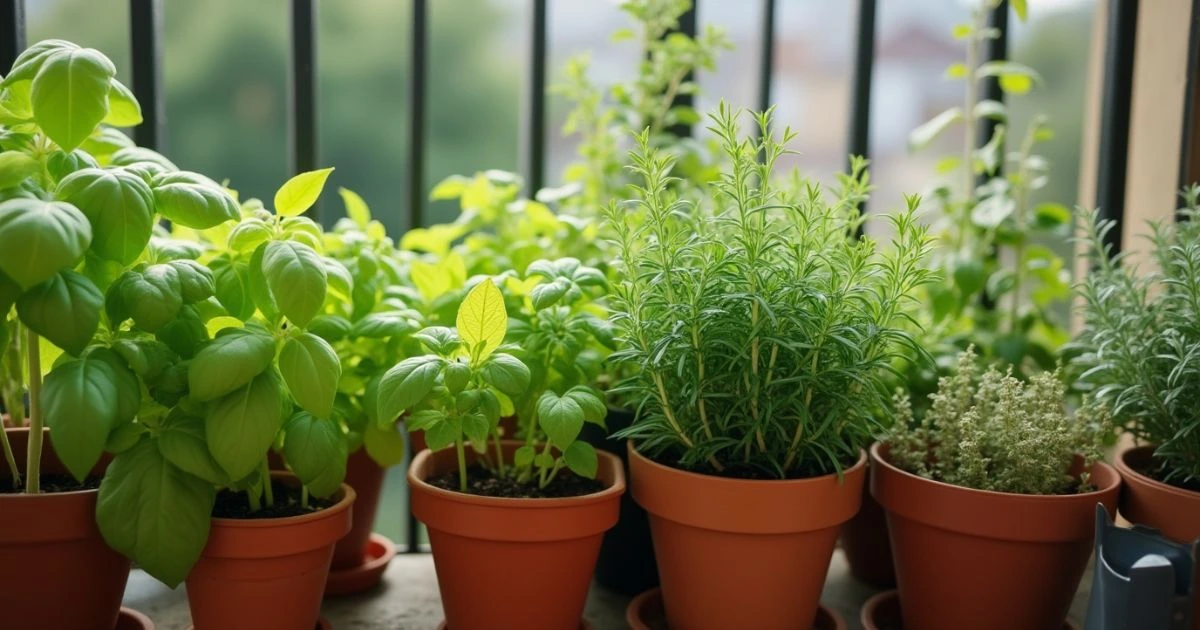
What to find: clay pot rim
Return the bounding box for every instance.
[407,439,626,508]
[629,439,868,488]
[208,471,357,529]
[1114,444,1200,502]
[871,441,1121,502]
[1,427,101,500]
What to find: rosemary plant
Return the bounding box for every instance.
[889,347,1104,495]
[1072,193,1200,486]
[606,104,934,479]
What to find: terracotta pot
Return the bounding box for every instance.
[409,439,624,630]
[1115,445,1200,629]
[627,587,847,630]
[0,427,132,630]
[630,441,867,630]
[872,442,1120,630]
[860,589,1080,630]
[330,448,387,570]
[408,416,518,454]
[839,460,896,588]
[185,473,355,630]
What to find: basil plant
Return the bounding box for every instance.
[93,169,351,588]
[0,40,239,499]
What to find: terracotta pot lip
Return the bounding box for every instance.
[629,439,868,486]
[871,441,1121,500]
[407,439,626,508]
[208,471,356,528]
[1,427,102,500]
[1115,444,1200,501]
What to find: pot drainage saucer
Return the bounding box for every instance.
[115,607,155,630]
[324,532,398,596]
[187,616,330,630]
[860,590,1079,630]
[626,587,847,630]
[437,620,593,629]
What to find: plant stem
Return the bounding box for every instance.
[959,7,984,251]
[1009,124,1037,333]
[260,458,274,508]
[0,425,19,487]
[247,488,261,512]
[300,485,309,509]
[491,430,506,477]
[24,329,42,494]
[455,436,468,493]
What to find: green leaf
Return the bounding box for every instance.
[97,438,216,588]
[457,279,506,363]
[1033,202,1071,229]
[17,270,101,355]
[247,242,278,318]
[534,452,554,469]
[154,305,207,359]
[530,278,569,310]
[157,411,228,485]
[413,326,460,355]
[42,353,126,480]
[274,167,335,217]
[909,107,963,152]
[514,445,535,468]
[114,264,183,332]
[443,361,471,394]
[213,262,255,320]
[978,61,1040,95]
[55,167,154,264]
[338,187,371,228]
[111,146,177,174]
[226,219,273,253]
[536,391,584,450]
[0,271,21,314]
[279,333,340,418]
[262,240,327,327]
[110,338,175,381]
[564,386,606,425]
[283,411,347,497]
[80,126,135,158]
[363,420,405,467]
[2,40,76,86]
[376,355,444,425]
[206,369,285,480]
[151,171,239,229]
[188,327,276,402]
[31,47,116,151]
[306,314,351,342]
[167,259,214,304]
[461,413,489,447]
[563,441,598,478]
[428,175,469,201]
[0,150,39,189]
[423,417,458,451]
[103,78,141,127]
[953,259,986,297]
[351,312,417,338]
[105,421,145,454]
[1012,0,1028,21]
[479,353,530,397]
[0,198,91,289]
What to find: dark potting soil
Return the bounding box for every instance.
[211,480,335,519]
[429,465,605,498]
[652,450,858,481]
[1139,461,1200,493]
[0,474,100,494]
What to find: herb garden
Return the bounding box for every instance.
[0,0,1197,629]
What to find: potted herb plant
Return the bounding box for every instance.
[1072,197,1200,629]
[870,347,1119,630]
[842,0,1074,588]
[606,105,932,630]
[376,277,624,630]
[0,38,243,630]
[94,168,356,630]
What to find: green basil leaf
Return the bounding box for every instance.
[41,353,124,480]
[2,40,77,86]
[530,278,569,310]
[102,78,142,127]
[213,262,254,320]
[157,410,228,485]
[443,361,471,394]
[479,353,530,397]
[413,326,460,356]
[31,47,116,151]
[375,355,444,426]
[461,412,489,447]
[82,347,140,427]
[0,270,21,314]
[306,314,351,343]
[363,420,405,467]
[167,259,214,304]
[282,411,347,497]
[111,337,175,381]
[0,150,39,189]
[226,219,273,253]
[45,149,100,183]
[17,270,101,355]
[274,167,334,217]
[247,242,278,319]
[514,444,535,468]
[536,391,584,450]
[351,312,416,339]
[278,332,340,418]
[261,240,327,327]
[0,198,91,289]
[562,441,598,478]
[55,167,153,264]
[154,305,207,359]
[151,171,239,229]
[205,368,285,480]
[188,327,276,402]
[424,417,458,451]
[115,264,182,332]
[564,385,606,426]
[97,438,215,588]
[110,146,177,174]
[80,127,135,160]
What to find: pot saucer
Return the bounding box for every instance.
[627,587,847,630]
[860,590,1079,630]
[187,617,330,630]
[437,620,592,630]
[115,607,155,630]
[324,532,397,596]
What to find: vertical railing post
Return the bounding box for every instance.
[521,0,548,197]
[1177,0,1200,202]
[130,0,165,152]
[757,0,777,115]
[847,0,877,220]
[977,0,1008,184]
[289,0,320,220]
[662,5,697,139]
[1096,0,1140,252]
[0,0,25,75]
[405,0,428,553]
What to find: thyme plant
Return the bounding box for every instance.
[889,347,1104,495]
[1072,195,1200,486]
[606,104,933,479]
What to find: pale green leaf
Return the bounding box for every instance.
[274,167,334,217]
